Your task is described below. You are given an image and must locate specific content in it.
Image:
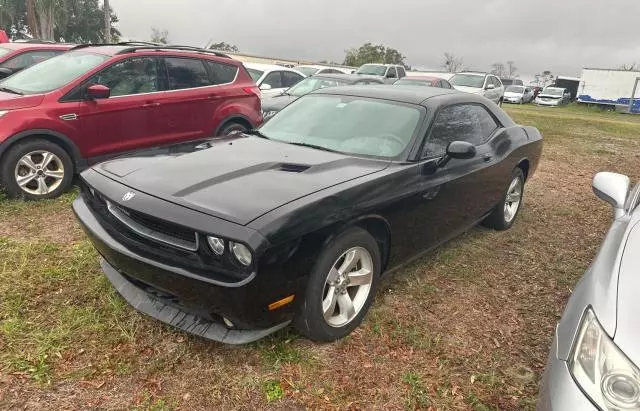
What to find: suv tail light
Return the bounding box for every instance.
[242,86,261,98]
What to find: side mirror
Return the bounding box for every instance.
[87,84,110,99]
[486,83,496,90]
[437,141,476,168]
[260,83,272,91]
[0,68,13,78]
[593,172,630,219]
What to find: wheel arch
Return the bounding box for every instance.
[516,158,530,181]
[0,129,84,171]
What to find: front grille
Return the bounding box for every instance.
[106,201,199,251]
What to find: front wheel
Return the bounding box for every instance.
[0,139,73,200]
[217,121,248,136]
[482,168,525,230]
[294,227,381,341]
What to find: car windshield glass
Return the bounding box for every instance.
[259,95,422,158]
[394,79,433,86]
[0,47,11,57]
[542,88,563,96]
[450,74,485,88]
[356,64,386,76]
[0,51,109,95]
[506,86,525,93]
[246,68,263,82]
[286,77,347,96]
[295,66,319,76]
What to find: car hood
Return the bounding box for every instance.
[261,94,299,112]
[612,219,640,364]
[92,136,390,226]
[0,92,45,110]
[452,85,483,94]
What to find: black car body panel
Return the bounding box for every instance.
[74,86,543,343]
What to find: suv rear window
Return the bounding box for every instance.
[165,57,211,90]
[204,60,237,84]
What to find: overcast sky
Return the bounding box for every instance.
[110,0,640,81]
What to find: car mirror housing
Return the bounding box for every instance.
[436,141,476,168]
[87,84,111,99]
[593,172,630,219]
[260,83,272,91]
[486,84,496,90]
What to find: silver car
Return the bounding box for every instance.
[538,172,640,410]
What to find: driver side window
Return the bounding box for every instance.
[423,104,499,158]
[263,71,283,88]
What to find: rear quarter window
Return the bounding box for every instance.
[204,60,238,84]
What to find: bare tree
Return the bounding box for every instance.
[442,52,463,73]
[490,62,505,78]
[506,61,518,79]
[619,63,639,71]
[534,70,555,87]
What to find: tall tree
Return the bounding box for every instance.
[442,52,463,72]
[150,27,169,44]
[208,41,238,52]
[343,43,407,68]
[490,62,505,78]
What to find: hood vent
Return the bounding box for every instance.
[276,163,310,173]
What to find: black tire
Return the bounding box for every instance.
[518,98,523,105]
[482,168,525,231]
[294,227,381,342]
[498,98,504,107]
[217,121,248,136]
[0,139,74,200]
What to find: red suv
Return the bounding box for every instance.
[0,42,73,79]
[0,43,262,200]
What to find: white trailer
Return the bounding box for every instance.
[577,68,640,113]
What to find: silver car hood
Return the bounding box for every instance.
[613,219,640,363]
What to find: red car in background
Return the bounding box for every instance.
[393,75,454,89]
[0,43,262,200]
[0,42,73,79]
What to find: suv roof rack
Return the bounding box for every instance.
[115,45,230,58]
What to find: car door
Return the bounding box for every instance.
[385,67,398,82]
[260,70,286,97]
[151,56,215,144]
[71,56,163,158]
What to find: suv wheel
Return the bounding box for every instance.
[218,121,248,136]
[0,139,73,200]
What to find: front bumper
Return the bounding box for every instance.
[73,196,294,344]
[504,97,522,103]
[535,99,560,106]
[537,330,597,410]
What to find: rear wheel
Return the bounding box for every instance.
[482,168,525,230]
[217,121,248,136]
[0,139,73,200]
[294,227,381,341]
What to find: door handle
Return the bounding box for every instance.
[482,154,492,162]
[142,102,160,108]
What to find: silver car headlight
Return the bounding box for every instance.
[230,242,253,266]
[570,308,640,410]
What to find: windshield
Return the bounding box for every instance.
[450,74,485,88]
[246,68,263,82]
[286,77,347,97]
[542,88,563,96]
[506,86,525,93]
[0,51,109,95]
[394,78,433,86]
[0,47,11,58]
[356,64,386,76]
[295,66,319,77]
[259,95,422,158]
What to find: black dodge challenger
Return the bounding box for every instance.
[73,86,543,344]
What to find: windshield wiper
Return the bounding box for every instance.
[288,142,342,154]
[242,129,270,139]
[0,86,22,95]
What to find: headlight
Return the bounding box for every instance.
[0,110,9,117]
[262,110,277,120]
[570,308,640,410]
[207,236,225,255]
[230,242,252,266]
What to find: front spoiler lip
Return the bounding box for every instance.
[100,259,290,344]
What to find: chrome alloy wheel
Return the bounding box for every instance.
[14,150,65,196]
[504,176,523,223]
[322,246,374,328]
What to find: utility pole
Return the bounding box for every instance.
[104,0,111,43]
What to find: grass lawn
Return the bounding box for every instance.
[1,103,639,409]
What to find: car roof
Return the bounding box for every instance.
[68,44,239,61]
[243,62,301,72]
[310,84,458,105]
[397,76,441,81]
[454,72,488,77]
[0,42,74,51]
[543,86,564,90]
[312,73,382,82]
